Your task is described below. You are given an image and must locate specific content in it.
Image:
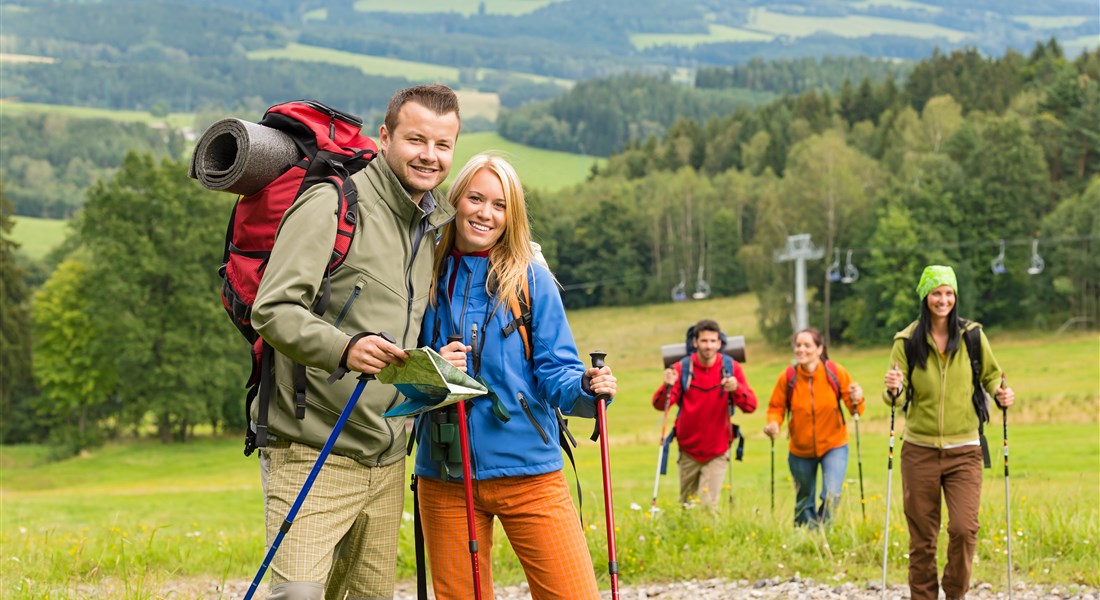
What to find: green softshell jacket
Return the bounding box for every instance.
[251,156,455,466]
[882,320,1003,448]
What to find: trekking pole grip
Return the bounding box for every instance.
[590,352,610,399]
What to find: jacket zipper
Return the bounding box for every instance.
[332,284,361,328]
[939,352,948,447]
[376,211,435,467]
[518,393,549,445]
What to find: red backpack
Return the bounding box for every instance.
[217,100,377,455]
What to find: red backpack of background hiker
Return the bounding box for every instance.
[217,100,377,455]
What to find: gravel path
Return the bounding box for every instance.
[200,578,1097,600]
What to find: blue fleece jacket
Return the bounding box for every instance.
[414,254,606,480]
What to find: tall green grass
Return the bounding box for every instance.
[2,295,1097,597]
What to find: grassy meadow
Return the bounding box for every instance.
[2,295,1097,598]
[7,216,70,261]
[448,131,605,192]
[0,101,195,130]
[247,44,462,84]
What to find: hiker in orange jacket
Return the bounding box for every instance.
[764,327,863,526]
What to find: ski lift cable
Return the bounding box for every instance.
[556,234,1095,295]
[832,234,1098,256]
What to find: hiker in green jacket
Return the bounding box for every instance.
[250,85,461,600]
[882,265,1015,600]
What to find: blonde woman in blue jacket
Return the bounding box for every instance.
[414,153,616,600]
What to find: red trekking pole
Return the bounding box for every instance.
[590,352,620,599]
[449,333,482,600]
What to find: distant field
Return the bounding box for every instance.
[632,6,971,50]
[352,0,561,15]
[248,43,461,83]
[1012,15,1091,29]
[247,43,572,91]
[7,216,69,260]
[0,52,56,64]
[631,24,774,50]
[450,131,604,192]
[0,101,194,129]
[850,0,942,13]
[1062,34,1099,56]
[744,7,970,42]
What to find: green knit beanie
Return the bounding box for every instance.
[916,265,958,299]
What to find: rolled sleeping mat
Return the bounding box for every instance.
[188,118,301,196]
[661,335,746,368]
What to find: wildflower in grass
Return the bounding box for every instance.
[629,503,642,511]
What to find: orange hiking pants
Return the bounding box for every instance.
[418,470,600,600]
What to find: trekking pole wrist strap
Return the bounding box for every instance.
[327,331,380,383]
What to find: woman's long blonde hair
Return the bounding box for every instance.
[430,153,533,311]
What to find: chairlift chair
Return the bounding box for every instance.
[671,269,687,302]
[827,249,842,283]
[991,240,1007,275]
[840,249,859,284]
[692,265,710,300]
[1027,239,1045,275]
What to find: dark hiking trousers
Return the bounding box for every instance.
[901,442,983,600]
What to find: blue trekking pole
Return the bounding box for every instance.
[243,332,393,600]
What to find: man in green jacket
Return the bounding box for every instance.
[250,84,460,600]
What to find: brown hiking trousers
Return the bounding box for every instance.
[901,442,984,600]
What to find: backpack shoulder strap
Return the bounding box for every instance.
[783,365,796,421]
[679,355,693,392]
[501,269,533,361]
[822,359,845,425]
[961,320,992,468]
[903,338,917,414]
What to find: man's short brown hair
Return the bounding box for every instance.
[694,319,721,339]
[384,84,460,133]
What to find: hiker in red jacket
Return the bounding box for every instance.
[652,319,757,509]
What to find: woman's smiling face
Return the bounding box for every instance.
[454,167,507,253]
[926,284,956,320]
